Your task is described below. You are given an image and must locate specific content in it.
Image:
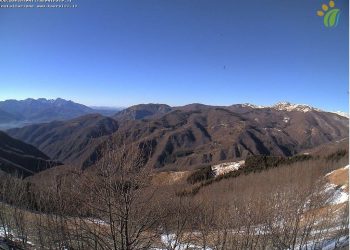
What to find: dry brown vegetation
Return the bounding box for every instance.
[0,144,348,249]
[327,166,349,190]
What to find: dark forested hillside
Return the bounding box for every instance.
[7,114,119,165]
[0,131,60,177]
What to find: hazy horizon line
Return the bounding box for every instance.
[0,97,348,113]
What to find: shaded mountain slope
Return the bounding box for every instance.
[113,103,172,121]
[7,114,119,165]
[0,131,60,177]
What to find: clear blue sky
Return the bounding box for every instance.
[0,0,348,111]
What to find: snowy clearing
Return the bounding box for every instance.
[283,116,290,123]
[152,234,213,250]
[324,183,348,205]
[212,160,245,176]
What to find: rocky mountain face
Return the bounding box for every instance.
[0,131,60,177]
[7,102,348,171]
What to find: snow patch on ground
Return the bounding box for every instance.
[321,236,349,250]
[335,138,348,143]
[324,183,348,205]
[332,188,348,205]
[155,232,348,250]
[0,226,34,247]
[298,235,349,250]
[212,161,245,176]
[87,218,108,226]
[283,116,290,123]
[151,234,213,250]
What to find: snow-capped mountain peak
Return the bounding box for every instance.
[235,101,347,117]
[272,102,321,113]
[241,103,265,109]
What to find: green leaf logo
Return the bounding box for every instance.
[317,1,341,28]
[324,8,340,27]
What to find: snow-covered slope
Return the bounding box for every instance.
[325,165,349,205]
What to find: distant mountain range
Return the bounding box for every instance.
[0,98,347,130]
[0,98,121,130]
[6,102,349,172]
